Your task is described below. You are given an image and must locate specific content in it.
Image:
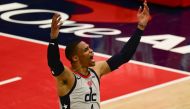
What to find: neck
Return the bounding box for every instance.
[71,63,89,76]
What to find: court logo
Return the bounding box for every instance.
[0,2,189,54]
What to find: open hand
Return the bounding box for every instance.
[137,0,150,30]
[50,13,63,39]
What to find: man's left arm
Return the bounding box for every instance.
[94,0,150,78]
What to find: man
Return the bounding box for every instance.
[47,1,150,109]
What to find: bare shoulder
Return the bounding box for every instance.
[55,66,75,96]
[93,61,111,78]
[55,66,74,81]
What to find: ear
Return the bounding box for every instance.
[72,55,79,62]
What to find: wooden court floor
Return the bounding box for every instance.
[102,77,190,109]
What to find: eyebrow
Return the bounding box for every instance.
[84,45,89,51]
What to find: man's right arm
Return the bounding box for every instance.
[47,13,75,96]
[47,39,75,96]
[47,39,64,76]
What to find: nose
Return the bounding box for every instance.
[89,48,93,53]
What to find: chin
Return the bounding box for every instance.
[89,62,95,67]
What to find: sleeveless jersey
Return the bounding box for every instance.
[59,68,100,109]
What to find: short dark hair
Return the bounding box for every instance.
[65,40,81,62]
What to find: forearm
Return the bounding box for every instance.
[100,0,149,73]
[107,28,143,71]
[47,39,64,76]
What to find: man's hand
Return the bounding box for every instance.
[50,13,63,39]
[137,0,150,30]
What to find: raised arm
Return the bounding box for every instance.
[94,1,150,77]
[47,14,75,96]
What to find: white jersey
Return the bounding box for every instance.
[59,68,100,109]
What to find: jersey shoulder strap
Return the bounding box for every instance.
[88,68,100,84]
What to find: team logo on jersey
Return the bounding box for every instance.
[85,87,97,102]
[87,80,93,86]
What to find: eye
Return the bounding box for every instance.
[84,46,89,52]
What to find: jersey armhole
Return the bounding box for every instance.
[88,68,100,85]
[60,74,77,98]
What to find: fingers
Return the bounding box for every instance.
[57,15,61,22]
[143,1,149,12]
[52,13,60,22]
[58,21,63,28]
[52,13,62,28]
[53,14,61,23]
[138,0,149,15]
[144,0,147,4]
[138,6,143,14]
[141,0,149,15]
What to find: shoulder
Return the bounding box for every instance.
[54,66,76,96]
[92,61,111,78]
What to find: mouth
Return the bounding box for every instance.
[90,55,93,59]
[89,55,95,63]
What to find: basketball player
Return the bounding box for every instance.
[47,1,150,109]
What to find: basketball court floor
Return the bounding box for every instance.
[0,0,190,109]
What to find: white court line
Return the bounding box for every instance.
[1,32,190,104]
[1,32,189,75]
[101,76,190,105]
[94,52,190,76]
[0,76,22,86]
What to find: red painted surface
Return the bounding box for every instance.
[0,34,189,109]
[69,0,139,23]
[100,63,188,100]
[93,55,189,101]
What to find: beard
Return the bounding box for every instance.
[90,60,95,66]
[89,58,95,66]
